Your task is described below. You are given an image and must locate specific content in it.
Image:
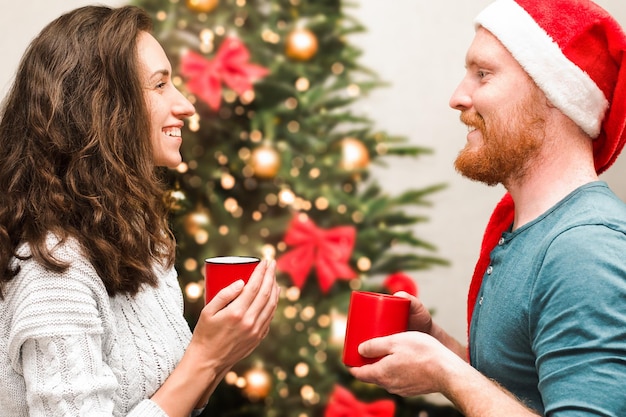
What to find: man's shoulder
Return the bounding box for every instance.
[552,181,626,233]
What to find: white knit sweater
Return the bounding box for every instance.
[0,237,194,416]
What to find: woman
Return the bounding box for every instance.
[0,5,279,417]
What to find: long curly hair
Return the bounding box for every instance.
[0,6,176,298]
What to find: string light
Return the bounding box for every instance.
[176,162,189,174]
[294,362,309,378]
[225,372,238,385]
[295,77,310,91]
[199,29,215,53]
[346,83,360,97]
[184,282,203,301]
[357,257,372,271]
[300,306,315,321]
[183,258,198,272]
[278,189,295,206]
[330,308,347,346]
[308,333,322,347]
[287,120,300,133]
[285,286,301,301]
[243,367,272,400]
[285,97,298,110]
[221,172,236,189]
[262,244,276,260]
[194,230,209,244]
[314,351,327,363]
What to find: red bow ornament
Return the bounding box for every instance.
[277,215,357,293]
[383,272,418,297]
[180,37,269,110]
[324,385,395,417]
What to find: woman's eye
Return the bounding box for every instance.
[156,81,167,89]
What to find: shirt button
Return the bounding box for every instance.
[486,266,493,275]
[479,296,484,305]
[498,237,505,245]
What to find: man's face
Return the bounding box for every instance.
[449,28,548,187]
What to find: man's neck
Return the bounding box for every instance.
[505,139,598,231]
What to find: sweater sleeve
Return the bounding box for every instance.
[7,242,171,417]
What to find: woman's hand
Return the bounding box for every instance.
[191,259,279,372]
[150,260,279,416]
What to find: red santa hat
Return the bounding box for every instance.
[468,0,626,341]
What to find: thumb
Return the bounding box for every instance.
[358,335,392,359]
[392,291,412,300]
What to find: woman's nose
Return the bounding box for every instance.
[174,88,196,118]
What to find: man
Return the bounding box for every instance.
[349,0,626,416]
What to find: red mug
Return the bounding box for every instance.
[204,256,260,303]
[342,291,410,367]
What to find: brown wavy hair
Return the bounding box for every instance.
[0,6,176,298]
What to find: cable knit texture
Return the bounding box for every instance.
[0,236,193,416]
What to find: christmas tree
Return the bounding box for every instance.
[130,0,458,415]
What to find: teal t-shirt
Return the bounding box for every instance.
[470,182,626,416]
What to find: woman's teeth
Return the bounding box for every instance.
[164,128,182,137]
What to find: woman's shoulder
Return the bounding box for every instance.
[14,233,85,261]
[7,234,111,315]
[2,235,116,363]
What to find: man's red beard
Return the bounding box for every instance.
[454,95,546,187]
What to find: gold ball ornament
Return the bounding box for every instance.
[250,144,281,179]
[242,367,272,400]
[183,209,210,236]
[163,189,186,212]
[340,137,370,170]
[186,0,219,13]
[285,28,319,61]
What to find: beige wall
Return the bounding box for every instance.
[2,0,625,343]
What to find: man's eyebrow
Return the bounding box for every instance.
[465,51,496,69]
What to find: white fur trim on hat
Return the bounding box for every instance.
[474,0,609,138]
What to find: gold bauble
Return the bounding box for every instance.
[250,144,281,179]
[285,28,319,61]
[242,367,272,400]
[183,209,210,236]
[186,0,219,13]
[340,137,370,170]
[163,189,186,212]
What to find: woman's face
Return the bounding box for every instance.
[136,31,195,168]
